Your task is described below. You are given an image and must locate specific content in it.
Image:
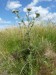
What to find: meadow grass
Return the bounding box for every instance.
[0,24,56,75]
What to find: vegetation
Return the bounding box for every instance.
[0,24,56,75]
[0,8,56,75]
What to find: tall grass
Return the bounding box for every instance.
[0,24,56,75]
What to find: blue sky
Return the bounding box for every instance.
[0,0,56,28]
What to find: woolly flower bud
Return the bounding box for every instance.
[35,13,40,18]
[12,9,19,14]
[27,8,32,12]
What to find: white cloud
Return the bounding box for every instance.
[35,6,49,15]
[39,0,52,2]
[6,1,22,10]
[0,18,11,24]
[15,17,18,20]
[23,4,56,23]
[28,0,38,7]
[23,0,52,11]
[23,6,49,17]
[49,13,56,22]
[23,0,39,12]
[23,0,56,23]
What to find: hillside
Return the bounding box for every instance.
[0,24,56,75]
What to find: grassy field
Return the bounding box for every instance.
[0,24,56,75]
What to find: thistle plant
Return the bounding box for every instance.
[12,8,40,75]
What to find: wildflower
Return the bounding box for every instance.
[27,8,32,12]
[12,9,20,18]
[35,12,40,18]
[12,9,19,14]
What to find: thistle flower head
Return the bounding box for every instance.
[12,9,19,14]
[35,13,40,18]
[12,9,20,18]
[27,8,32,12]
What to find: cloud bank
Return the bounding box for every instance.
[6,1,22,10]
[23,0,56,23]
[0,18,11,24]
